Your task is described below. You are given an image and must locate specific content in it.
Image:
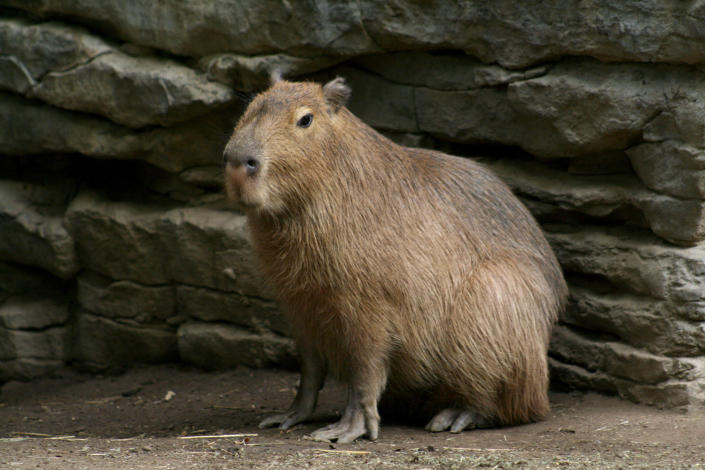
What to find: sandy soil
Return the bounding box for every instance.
[1,364,703,469]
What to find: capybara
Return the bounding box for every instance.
[223,76,567,443]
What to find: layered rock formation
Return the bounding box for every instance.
[1,1,703,409]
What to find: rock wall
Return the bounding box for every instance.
[1,1,704,410]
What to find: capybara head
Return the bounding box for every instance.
[223,77,351,212]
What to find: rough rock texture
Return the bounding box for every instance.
[6,0,705,66]
[1,17,238,130]
[486,158,705,245]
[0,92,237,173]
[178,322,295,370]
[0,179,78,278]
[1,1,704,411]
[73,312,178,371]
[0,18,234,128]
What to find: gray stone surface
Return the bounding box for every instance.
[488,158,705,245]
[0,93,233,173]
[0,326,69,361]
[550,325,674,384]
[65,190,262,294]
[34,50,234,128]
[178,166,224,190]
[355,52,548,91]
[177,285,286,335]
[627,141,705,199]
[9,0,705,66]
[0,179,78,279]
[0,56,36,94]
[364,0,705,67]
[416,87,519,146]
[77,272,176,324]
[0,297,69,330]
[549,358,618,395]
[73,312,178,369]
[1,18,234,128]
[643,111,705,150]
[178,322,295,370]
[416,60,705,158]
[0,92,141,156]
[563,287,705,357]
[545,227,705,303]
[617,380,705,411]
[549,359,698,411]
[0,261,65,296]
[0,18,111,84]
[341,66,417,133]
[4,0,378,58]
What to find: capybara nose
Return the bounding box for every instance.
[224,150,260,177]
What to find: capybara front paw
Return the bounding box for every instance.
[309,410,377,443]
[259,409,311,430]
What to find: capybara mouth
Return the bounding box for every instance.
[226,187,261,210]
[238,198,261,210]
[224,166,260,209]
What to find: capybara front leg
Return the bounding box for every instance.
[310,363,386,443]
[259,343,325,430]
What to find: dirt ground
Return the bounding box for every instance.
[0,365,703,469]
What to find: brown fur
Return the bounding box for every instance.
[224,78,567,438]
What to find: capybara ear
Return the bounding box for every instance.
[269,68,284,86]
[323,77,351,112]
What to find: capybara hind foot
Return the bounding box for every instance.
[425,408,494,433]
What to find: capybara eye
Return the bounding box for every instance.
[297,113,313,128]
